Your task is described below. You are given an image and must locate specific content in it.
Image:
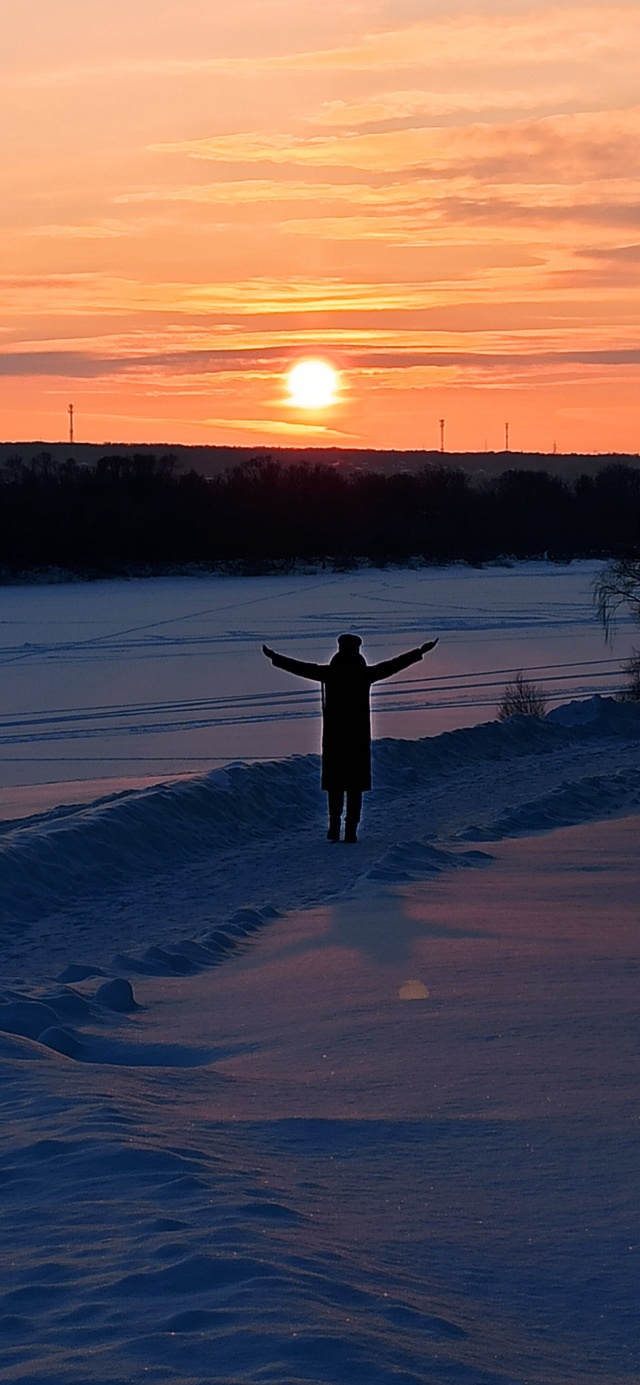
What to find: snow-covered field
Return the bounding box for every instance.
[0,560,634,816]
[1,563,639,1384]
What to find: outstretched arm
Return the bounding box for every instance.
[368,638,438,683]
[262,645,326,681]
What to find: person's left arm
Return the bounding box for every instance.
[368,639,438,683]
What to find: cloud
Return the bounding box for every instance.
[0,346,292,378]
[11,55,268,89]
[278,199,640,245]
[351,348,640,368]
[306,86,589,129]
[426,194,640,243]
[153,107,640,179]
[23,223,133,240]
[14,8,639,86]
[253,7,640,73]
[202,417,352,438]
[115,180,404,208]
[3,344,639,383]
[183,279,441,315]
[576,242,640,260]
[0,351,104,377]
[1,273,448,318]
[113,173,640,247]
[278,214,449,246]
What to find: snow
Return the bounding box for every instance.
[0,564,639,1383]
[0,560,635,815]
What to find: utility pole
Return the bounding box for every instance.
[505,421,509,452]
[439,418,445,453]
[68,403,74,445]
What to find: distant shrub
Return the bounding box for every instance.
[497,672,549,720]
[616,650,640,702]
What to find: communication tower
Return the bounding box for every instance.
[68,403,74,445]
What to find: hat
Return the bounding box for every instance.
[337,633,362,650]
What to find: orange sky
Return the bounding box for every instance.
[2,1,639,453]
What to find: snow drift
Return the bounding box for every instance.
[1,695,638,929]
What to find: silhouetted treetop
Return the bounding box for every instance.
[0,452,638,576]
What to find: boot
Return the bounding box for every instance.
[344,790,361,843]
[327,791,344,842]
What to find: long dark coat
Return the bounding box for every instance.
[269,645,424,791]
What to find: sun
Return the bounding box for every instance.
[286,359,339,409]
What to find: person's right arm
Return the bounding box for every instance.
[262,646,326,681]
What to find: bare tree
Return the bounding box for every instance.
[497,672,548,721]
[595,556,640,701]
[594,557,640,642]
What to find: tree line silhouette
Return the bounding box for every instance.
[0,451,639,575]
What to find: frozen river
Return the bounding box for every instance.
[0,560,634,817]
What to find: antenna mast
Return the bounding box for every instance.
[439,418,445,453]
[68,403,74,445]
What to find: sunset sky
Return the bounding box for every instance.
[2,1,639,453]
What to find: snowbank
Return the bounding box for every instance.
[1,696,638,930]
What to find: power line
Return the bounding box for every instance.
[0,653,625,728]
[390,654,623,689]
[0,679,628,747]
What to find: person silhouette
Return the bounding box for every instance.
[262,633,438,841]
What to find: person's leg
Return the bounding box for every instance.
[344,789,362,842]
[327,790,344,841]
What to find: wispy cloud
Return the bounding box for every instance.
[115,181,403,207]
[0,349,256,381]
[202,416,352,438]
[577,242,640,261]
[307,86,588,128]
[274,192,640,246]
[28,6,633,81]
[3,273,446,318]
[113,172,640,247]
[23,222,134,240]
[11,55,264,89]
[3,343,639,382]
[246,7,640,73]
[154,107,640,179]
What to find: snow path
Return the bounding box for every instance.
[1,698,639,989]
[0,815,638,1384]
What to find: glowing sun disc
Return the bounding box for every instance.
[287,359,338,409]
